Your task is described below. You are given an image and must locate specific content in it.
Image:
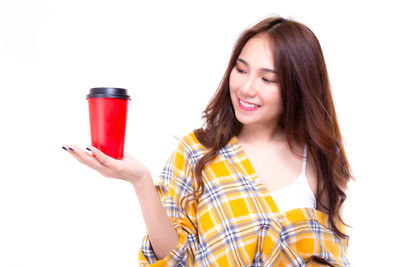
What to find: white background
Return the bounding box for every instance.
[0,0,399,266]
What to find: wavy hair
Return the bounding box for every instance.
[183,16,353,239]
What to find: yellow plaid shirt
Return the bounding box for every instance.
[139,132,349,266]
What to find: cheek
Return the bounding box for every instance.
[229,70,240,92]
[260,86,282,106]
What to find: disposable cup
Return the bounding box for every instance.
[86,87,131,159]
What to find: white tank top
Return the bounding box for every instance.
[269,145,316,213]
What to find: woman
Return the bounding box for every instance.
[63,16,352,266]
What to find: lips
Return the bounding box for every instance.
[238,98,260,110]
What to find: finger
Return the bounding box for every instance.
[64,144,92,161]
[62,144,77,153]
[87,145,115,167]
[65,144,108,173]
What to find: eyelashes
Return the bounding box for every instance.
[236,66,245,73]
[235,66,276,83]
[262,77,274,83]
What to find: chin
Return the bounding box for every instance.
[234,113,258,126]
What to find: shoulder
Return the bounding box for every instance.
[157,132,201,193]
[179,131,203,149]
[174,131,208,167]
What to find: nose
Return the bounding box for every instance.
[239,75,257,97]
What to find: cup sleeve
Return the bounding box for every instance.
[138,139,199,266]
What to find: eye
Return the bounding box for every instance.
[262,77,276,83]
[235,66,245,73]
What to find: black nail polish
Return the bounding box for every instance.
[86,147,91,151]
[69,147,75,152]
[62,146,68,151]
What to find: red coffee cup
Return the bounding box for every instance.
[86,87,131,159]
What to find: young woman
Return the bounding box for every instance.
[63,16,352,266]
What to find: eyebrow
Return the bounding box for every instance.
[237,58,277,73]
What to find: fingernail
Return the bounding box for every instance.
[69,147,75,152]
[86,147,91,151]
[62,146,68,151]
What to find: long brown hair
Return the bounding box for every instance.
[185,16,352,239]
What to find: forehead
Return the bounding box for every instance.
[238,34,275,70]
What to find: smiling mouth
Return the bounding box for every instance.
[239,99,260,108]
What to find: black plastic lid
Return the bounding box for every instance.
[86,87,131,100]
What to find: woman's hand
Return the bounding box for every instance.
[61,144,150,185]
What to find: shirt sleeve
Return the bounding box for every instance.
[138,137,199,266]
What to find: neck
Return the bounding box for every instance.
[237,123,286,145]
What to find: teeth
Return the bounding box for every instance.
[240,100,258,108]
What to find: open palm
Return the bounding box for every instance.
[62,144,150,185]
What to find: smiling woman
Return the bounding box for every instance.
[63,15,352,266]
[138,16,352,266]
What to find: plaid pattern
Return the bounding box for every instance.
[139,132,350,266]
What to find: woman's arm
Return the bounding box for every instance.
[62,144,179,260]
[132,173,179,260]
[63,141,198,265]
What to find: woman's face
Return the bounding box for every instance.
[229,34,283,129]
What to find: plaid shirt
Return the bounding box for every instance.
[139,132,350,266]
